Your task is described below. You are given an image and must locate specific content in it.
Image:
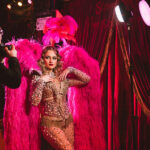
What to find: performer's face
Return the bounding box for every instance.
[43,50,57,70]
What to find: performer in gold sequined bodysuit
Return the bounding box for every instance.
[31,46,90,150]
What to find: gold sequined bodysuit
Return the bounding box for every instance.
[31,67,90,150]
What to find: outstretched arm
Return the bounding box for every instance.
[59,67,91,87]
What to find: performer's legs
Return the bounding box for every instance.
[63,122,74,146]
[41,126,73,150]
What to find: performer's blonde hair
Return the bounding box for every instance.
[38,46,62,76]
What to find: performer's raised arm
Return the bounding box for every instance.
[59,67,91,87]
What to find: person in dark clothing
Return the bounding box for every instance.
[0,26,21,150]
[0,50,21,88]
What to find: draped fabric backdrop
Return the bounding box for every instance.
[0,0,150,149]
[61,0,150,150]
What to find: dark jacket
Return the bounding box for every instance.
[0,57,21,119]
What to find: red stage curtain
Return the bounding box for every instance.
[62,0,150,149]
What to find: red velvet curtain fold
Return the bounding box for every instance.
[62,0,150,149]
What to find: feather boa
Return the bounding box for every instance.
[4,40,106,150]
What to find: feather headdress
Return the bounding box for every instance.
[42,10,78,46]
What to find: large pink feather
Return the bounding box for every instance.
[59,45,106,150]
[4,39,42,150]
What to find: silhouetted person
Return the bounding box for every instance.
[0,26,21,150]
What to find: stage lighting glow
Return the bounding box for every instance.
[17,1,23,7]
[115,2,133,23]
[139,0,150,26]
[28,0,32,4]
[7,4,12,9]
[115,5,124,22]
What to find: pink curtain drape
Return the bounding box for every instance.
[61,0,150,149]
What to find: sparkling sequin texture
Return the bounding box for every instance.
[31,67,90,150]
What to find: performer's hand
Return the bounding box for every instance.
[41,75,54,82]
[58,68,70,81]
[5,45,17,58]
